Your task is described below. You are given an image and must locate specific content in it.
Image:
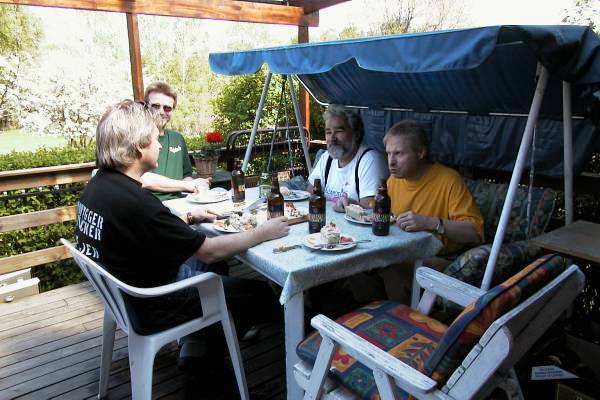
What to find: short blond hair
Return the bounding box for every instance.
[144,81,177,109]
[96,100,157,170]
[383,120,429,157]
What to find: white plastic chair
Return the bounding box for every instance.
[61,239,249,400]
[295,261,585,400]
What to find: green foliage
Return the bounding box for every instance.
[0,143,95,171]
[0,5,42,55]
[0,144,92,291]
[211,70,298,136]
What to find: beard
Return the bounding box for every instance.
[328,144,346,159]
[328,139,357,160]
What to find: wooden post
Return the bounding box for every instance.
[298,24,310,136]
[126,13,144,101]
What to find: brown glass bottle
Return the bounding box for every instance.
[267,176,284,219]
[372,179,391,236]
[308,178,326,233]
[231,158,245,203]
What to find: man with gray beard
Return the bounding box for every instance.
[307,104,388,213]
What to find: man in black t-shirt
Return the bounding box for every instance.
[76,100,289,366]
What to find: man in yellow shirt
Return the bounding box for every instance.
[350,120,483,304]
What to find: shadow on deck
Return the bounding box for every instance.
[0,263,286,400]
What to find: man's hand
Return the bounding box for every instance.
[255,216,290,241]
[184,177,211,193]
[191,209,217,223]
[333,197,351,213]
[396,211,435,232]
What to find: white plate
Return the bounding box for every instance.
[212,219,252,233]
[186,191,229,204]
[344,213,372,225]
[283,190,310,201]
[302,233,357,251]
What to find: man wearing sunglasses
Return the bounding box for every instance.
[140,81,207,200]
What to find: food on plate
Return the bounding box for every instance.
[279,186,290,196]
[284,202,306,218]
[188,190,228,202]
[214,212,257,232]
[320,222,341,244]
[345,204,372,222]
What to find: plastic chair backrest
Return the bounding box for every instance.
[62,239,133,335]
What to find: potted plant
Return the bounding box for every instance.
[193,131,224,177]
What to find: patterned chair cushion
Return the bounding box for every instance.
[425,254,566,384]
[297,301,448,400]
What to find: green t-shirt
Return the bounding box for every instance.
[151,129,193,201]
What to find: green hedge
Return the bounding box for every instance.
[0,145,97,291]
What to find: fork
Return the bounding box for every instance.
[316,239,372,249]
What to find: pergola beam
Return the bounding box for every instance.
[0,0,320,26]
[126,13,144,101]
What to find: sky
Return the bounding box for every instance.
[29,0,575,50]
[313,0,571,37]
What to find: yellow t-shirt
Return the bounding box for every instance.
[387,162,483,255]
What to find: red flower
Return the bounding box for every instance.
[206,132,224,143]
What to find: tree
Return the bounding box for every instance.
[0,5,42,127]
[562,0,599,32]
[365,0,466,36]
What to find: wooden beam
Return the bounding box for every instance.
[0,162,95,192]
[0,206,78,233]
[0,246,71,275]
[0,0,319,26]
[126,13,144,101]
[298,25,311,136]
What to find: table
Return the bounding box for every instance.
[531,220,600,264]
[165,188,442,399]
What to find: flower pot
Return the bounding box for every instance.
[193,156,219,177]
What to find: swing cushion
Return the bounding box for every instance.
[444,179,555,286]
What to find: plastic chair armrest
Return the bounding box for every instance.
[416,267,485,307]
[114,272,220,298]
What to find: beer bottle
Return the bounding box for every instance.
[267,176,285,219]
[308,179,326,233]
[258,172,271,199]
[372,179,391,236]
[231,158,245,203]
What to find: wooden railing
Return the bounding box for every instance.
[0,162,95,275]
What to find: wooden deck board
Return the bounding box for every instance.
[0,266,286,400]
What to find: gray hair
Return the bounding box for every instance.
[383,120,430,158]
[323,104,364,142]
[96,100,158,170]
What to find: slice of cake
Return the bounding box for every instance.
[345,204,368,221]
[320,223,341,244]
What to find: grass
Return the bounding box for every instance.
[0,129,68,154]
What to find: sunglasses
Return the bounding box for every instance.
[150,103,173,113]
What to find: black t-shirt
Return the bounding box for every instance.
[75,168,205,288]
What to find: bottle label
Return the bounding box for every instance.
[372,213,390,223]
[238,184,245,192]
[268,204,284,219]
[308,212,325,233]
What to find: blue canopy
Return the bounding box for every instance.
[209,25,600,176]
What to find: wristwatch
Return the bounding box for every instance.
[435,218,446,235]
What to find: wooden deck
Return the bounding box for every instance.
[0,264,286,400]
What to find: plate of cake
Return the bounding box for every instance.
[344,204,373,225]
[302,223,356,251]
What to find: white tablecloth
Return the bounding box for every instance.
[164,188,442,304]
